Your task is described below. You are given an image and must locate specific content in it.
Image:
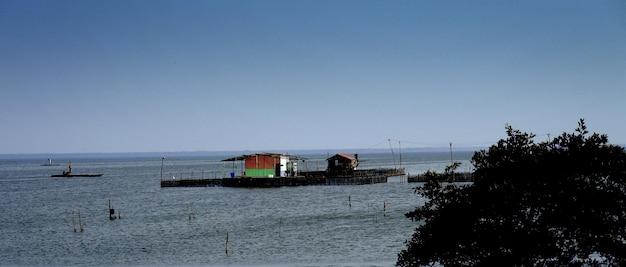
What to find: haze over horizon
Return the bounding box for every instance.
[1,0,625,154]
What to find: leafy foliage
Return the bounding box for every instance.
[398,119,626,266]
[417,162,462,183]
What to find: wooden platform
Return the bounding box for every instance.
[160,168,404,188]
[160,176,389,188]
[407,172,474,183]
[160,178,224,187]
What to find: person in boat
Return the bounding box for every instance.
[63,162,72,176]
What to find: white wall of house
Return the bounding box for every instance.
[279,156,288,177]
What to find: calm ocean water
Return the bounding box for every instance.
[0,151,473,266]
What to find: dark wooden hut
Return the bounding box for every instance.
[327,153,359,175]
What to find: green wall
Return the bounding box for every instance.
[245,168,275,178]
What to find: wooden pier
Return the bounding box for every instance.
[160,168,404,188]
[407,172,474,183]
[160,178,224,187]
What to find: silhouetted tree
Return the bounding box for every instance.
[398,119,626,266]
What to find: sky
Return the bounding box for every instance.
[1,0,625,154]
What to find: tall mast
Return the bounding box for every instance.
[160,157,165,180]
[398,140,402,169]
[388,139,396,169]
[449,142,453,165]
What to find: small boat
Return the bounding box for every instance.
[41,158,60,166]
[51,173,104,177]
[51,162,103,178]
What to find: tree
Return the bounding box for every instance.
[398,119,626,266]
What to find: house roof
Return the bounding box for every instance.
[222,153,304,162]
[327,153,357,161]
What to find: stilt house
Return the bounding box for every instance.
[327,153,359,175]
[222,153,299,178]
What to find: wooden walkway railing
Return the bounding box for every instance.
[407,172,474,183]
[160,168,405,188]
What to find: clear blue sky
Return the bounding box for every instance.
[1,0,625,153]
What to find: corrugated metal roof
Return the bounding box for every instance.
[327,153,356,161]
[222,153,304,161]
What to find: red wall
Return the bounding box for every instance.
[244,155,279,169]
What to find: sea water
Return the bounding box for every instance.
[0,151,472,266]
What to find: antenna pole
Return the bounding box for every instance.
[398,140,402,169]
[449,142,453,165]
[388,139,396,169]
[160,157,165,180]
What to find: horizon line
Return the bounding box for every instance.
[0,146,486,157]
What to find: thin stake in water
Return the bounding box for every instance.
[225,231,229,256]
[73,210,84,232]
[188,206,196,222]
[109,200,119,220]
[72,211,77,232]
[383,201,387,217]
[348,195,351,208]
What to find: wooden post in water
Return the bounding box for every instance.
[187,206,195,222]
[72,211,77,232]
[383,201,387,217]
[108,200,118,220]
[225,232,229,256]
[77,210,84,232]
[348,195,351,208]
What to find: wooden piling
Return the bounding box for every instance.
[72,211,77,232]
[108,200,116,220]
[383,201,387,217]
[77,210,84,232]
[225,232,229,256]
[348,195,351,208]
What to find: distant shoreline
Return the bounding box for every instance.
[0,147,482,160]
